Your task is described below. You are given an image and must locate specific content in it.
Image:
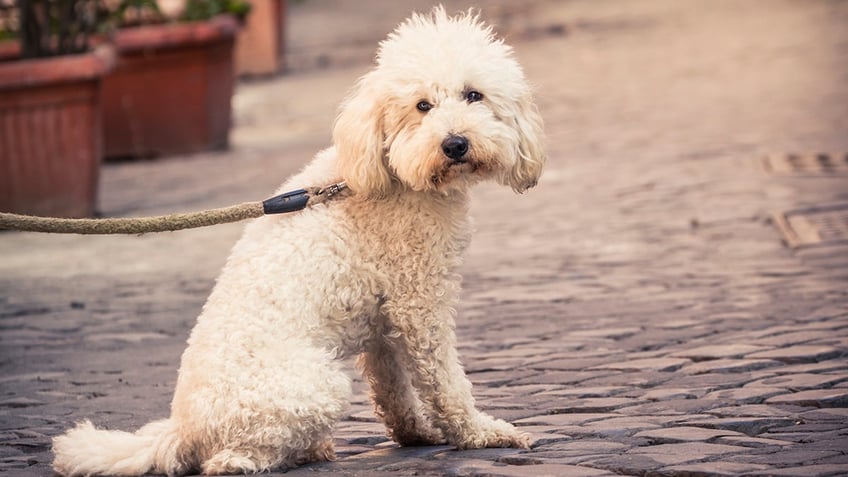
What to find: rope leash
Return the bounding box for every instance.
[0,182,349,235]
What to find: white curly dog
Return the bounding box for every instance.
[53,6,545,475]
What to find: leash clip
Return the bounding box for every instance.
[261,182,348,216]
[321,182,348,198]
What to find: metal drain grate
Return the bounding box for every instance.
[774,203,848,248]
[762,153,848,175]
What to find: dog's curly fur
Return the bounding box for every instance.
[52,6,545,475]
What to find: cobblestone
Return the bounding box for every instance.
[660,462,771,477]
[671,345,771,361]
[682,359,783,375]
[626,442,749,466]
[746,465,848,477]
[745,346,844,364]
[632,426,744,443]
[764,389,848,407]
[2,0,848,476]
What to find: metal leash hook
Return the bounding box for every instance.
[319,182,348,198]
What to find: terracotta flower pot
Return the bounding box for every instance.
[0,45,115,218]
[235,0,286,76]
[102,15,238,159]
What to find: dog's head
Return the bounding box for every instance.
[333,6,545,197]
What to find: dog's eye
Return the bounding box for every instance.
[416,101,433,112]
[465,90,484,103]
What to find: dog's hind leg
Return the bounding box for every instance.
[358,340,446,446]
[178,348,351,474]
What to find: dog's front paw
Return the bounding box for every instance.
[391,422,447,447]
[454,416,529,450]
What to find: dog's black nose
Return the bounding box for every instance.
[441,135,469,162]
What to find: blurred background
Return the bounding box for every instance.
[2,0,846,220]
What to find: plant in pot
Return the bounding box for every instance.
[0,0,115,218]
[100,0,250,159]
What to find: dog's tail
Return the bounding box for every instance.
[52,418,187,476]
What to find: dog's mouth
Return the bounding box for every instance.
[430,158,490,187]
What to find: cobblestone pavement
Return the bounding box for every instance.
[2,0,848,475]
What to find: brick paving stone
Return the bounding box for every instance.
[751,330,847,347]
[659,461,771,476]
[705,404,804,418]
[477,347,561,360]
[681,358,783,375]
[334,443,376,458]
[814,453,848,465]
[486,408,548,423]
[514,413,614,427]
[745,346,843,363]
[526,432,571,448]
[485,395,562,411]
[702,386,789,404]
[515,424,571,436]
[632,426,744,443]
[577,371,674,388]
[456,461,616,477]
[548,397,641,413]
[578,416,666,438]
[510,371,615,386]
[746,464,848,477]
[728,449,842,466]
[764,388,848,407]
[502,384,565,395]
[678,417,798,435]
[755,430,839,445]
[639,388,705,401]
[347,409,378,422]
[617,399,727,416]
[654,319,702,330]
[799,407,848,420]
[584,454,666,474]
[715,435,793,448]
[770,355,846,374]
[496,454,545,465]
[626,442,749,467]
[767,422,846,433]
[660,372,759,390]
[629,349,679,360]
[627,442,746,461]
[467,369,540,386]
[466,357,537,372]
[431,447,526,463]
[528,357,623,371]
[530,440,629,455]
[536,386,627,398]
[590,358,691,372]
[745,373,848,390]
[569,328,642,339]
[670,344,770,361]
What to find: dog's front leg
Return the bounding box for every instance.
[358,341,446,446]
[386,305,529,450]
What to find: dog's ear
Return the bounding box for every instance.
[504,95,545,193]
[333,73,393,197]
